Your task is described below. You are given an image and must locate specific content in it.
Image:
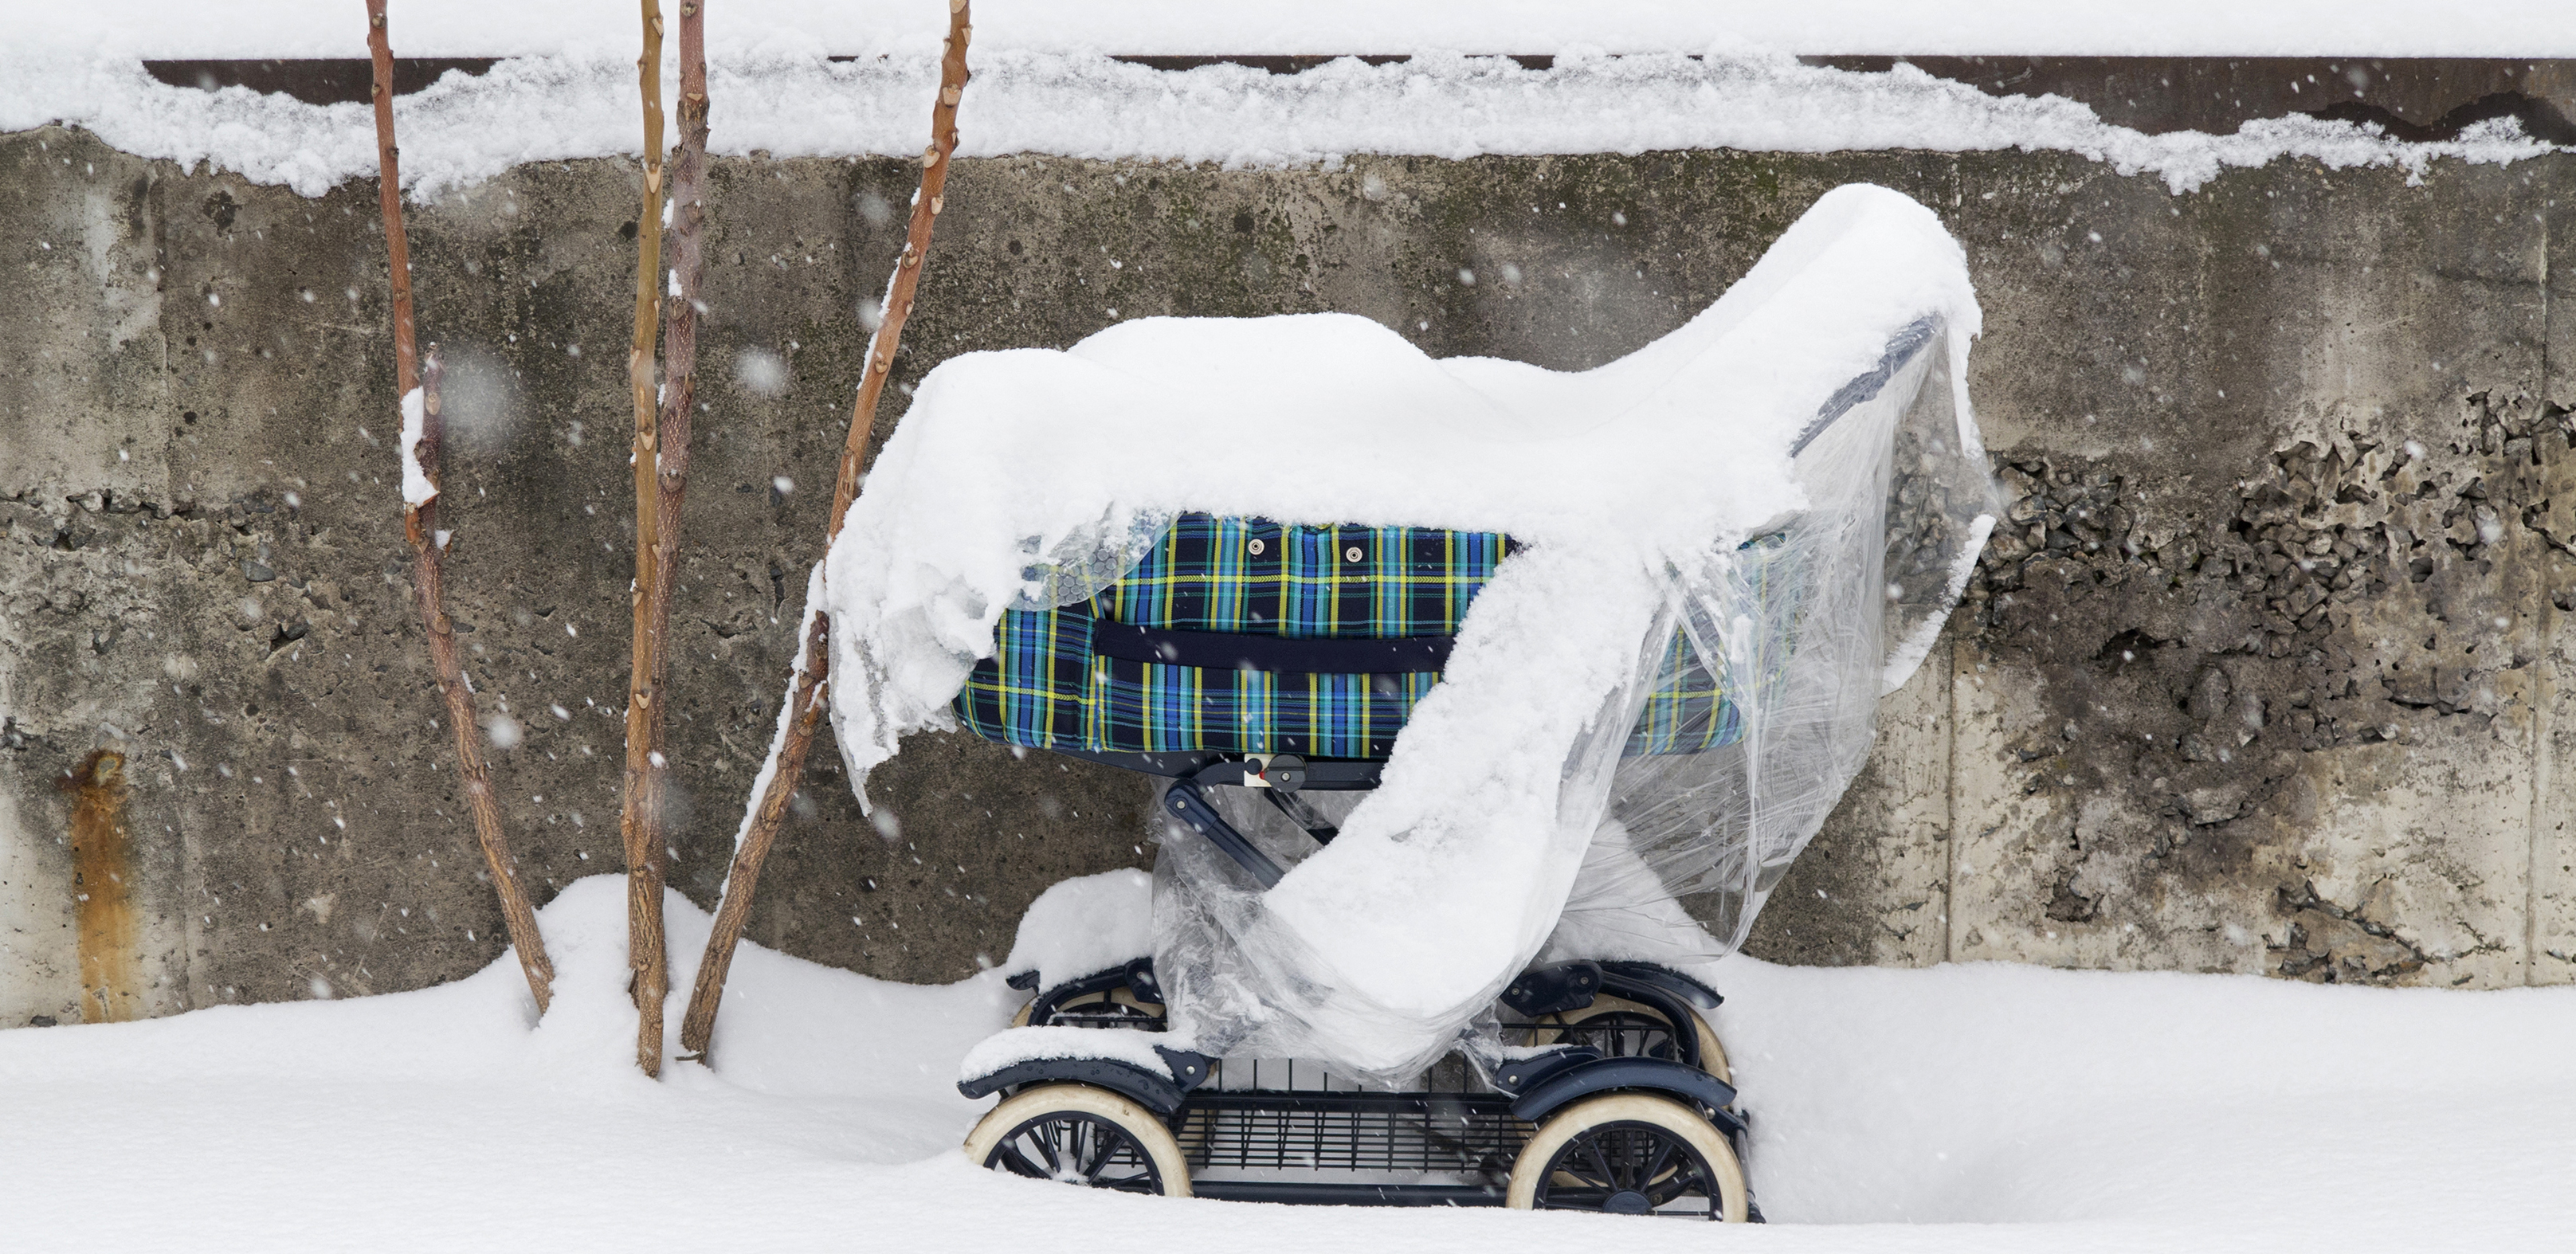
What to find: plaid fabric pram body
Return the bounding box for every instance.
[955,513,1746,758]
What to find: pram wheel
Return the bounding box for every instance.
[1013,985,1166,1030]
[1539,996,1734,1087]
[963,1084,1194,1197]
[1506,1093,1748,1221]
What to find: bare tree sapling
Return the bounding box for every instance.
[366,0,555,1013]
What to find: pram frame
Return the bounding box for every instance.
[966,922,1755,1213]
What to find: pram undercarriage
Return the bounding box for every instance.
[967,884,1751,1213]
[959,749,1755,1217]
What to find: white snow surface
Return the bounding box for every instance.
[397,386,434,507]
[3,42,2556,199]
[1003,868,1155,989]
[2,872,2570,1251]
[959,1025,1175,1083]
[824,185,1971,1068]
[23,1,2576,59]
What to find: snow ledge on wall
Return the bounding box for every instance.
[0,48,2558,199]
[22,1,2576,62]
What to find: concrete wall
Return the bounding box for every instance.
[3,123,2570,1027]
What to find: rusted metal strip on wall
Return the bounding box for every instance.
[1799,56,2576,143]
[143,58,499,104]
[58,750,140,1024]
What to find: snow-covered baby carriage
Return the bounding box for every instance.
[820,185,1998,1216]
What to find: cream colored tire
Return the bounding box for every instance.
[1505,1092,1748,1221]
[1543,995,1734,1087]
[962,1084,1192,1197]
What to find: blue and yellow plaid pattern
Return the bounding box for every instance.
[1621,626,1740,757]
[1108,516,1507,638]
[954,513,1750,759]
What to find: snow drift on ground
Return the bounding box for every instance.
[2,35,2557,198]
[2,873,2569,1252]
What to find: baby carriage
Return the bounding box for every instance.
[820,186,1998,1217]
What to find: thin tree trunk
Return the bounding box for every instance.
[367,0,554,1013]
[678,0,973,1062]
[618,0,674,1076]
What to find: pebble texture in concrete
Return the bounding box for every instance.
[3,126,2571,1028]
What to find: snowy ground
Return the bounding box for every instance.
[3,876,2568,1252]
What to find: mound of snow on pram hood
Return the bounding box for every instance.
[824,183,1986,1078]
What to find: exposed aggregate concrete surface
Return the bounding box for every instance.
[3,125,2571,1027]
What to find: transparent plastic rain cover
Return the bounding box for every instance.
[821,184,1999,1082]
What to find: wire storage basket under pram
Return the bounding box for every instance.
[821,186,2000,1218]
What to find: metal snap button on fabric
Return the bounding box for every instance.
[1248,538,1265,555]
[1344,545,1362,562]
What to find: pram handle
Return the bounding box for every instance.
[1787,313,1939,457]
